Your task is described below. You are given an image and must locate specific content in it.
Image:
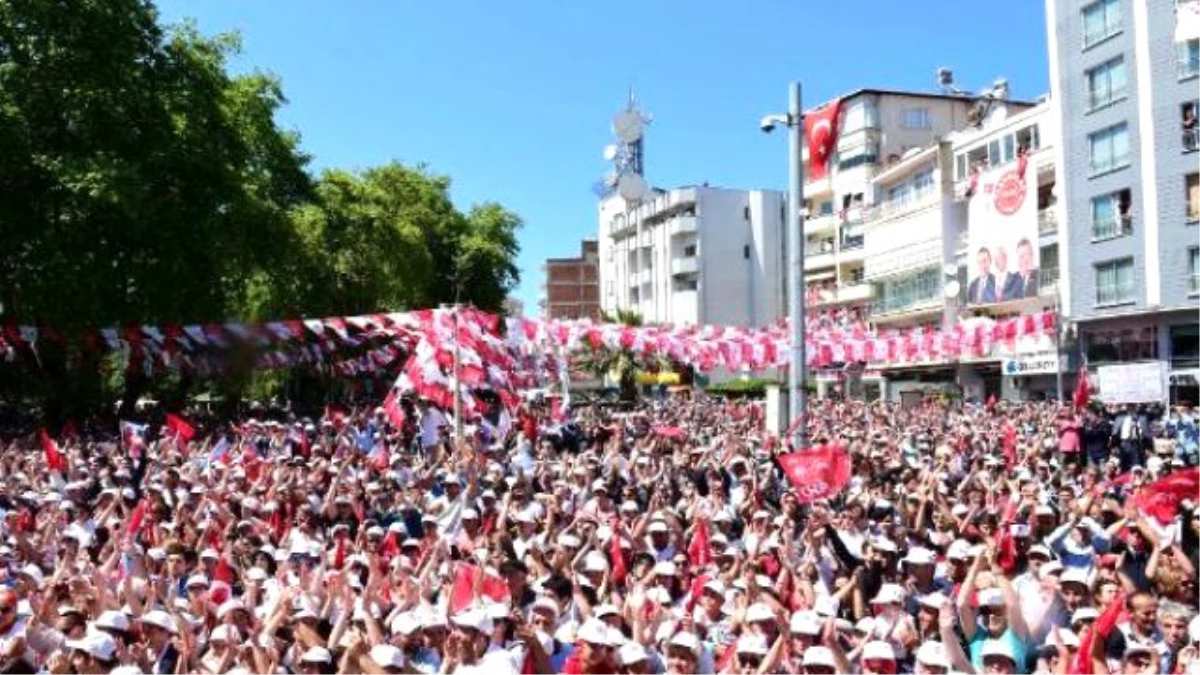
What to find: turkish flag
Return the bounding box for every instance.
[382,390,405,429]
[1073,592,1125,675]
[39,429,67,473]
[165,413,195,443]
[450,563,510,614]
[610,531,628,585]
[1133,468,1199,525]
[1073,366,1091,411]
[804,99,842,181]
[777,445,852,504]
[688,518,713,567]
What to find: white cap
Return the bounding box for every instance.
[1061,568,1091,588]
[217,600,247,619]
[452,609,493,635]
[863,640,895,661]
[210,624,239,643]
[1189,615,1200,644]
[916,641,950,668]
[1057,628,1081,649]
[802,646,837,668]
[139,610,176,634]
[648,521,668,534]
[667,632,700,655]
[903,547,935,566]
[1028,544,1053,559]
[653,561,676,576]
[981,639,1015,662]
[576,619,610,646]
[737,635,771,655]
[918,592,949,611]
[977,588,1005,607]
[66,632,118,661]
[620,642,648,665]
[1039,561,1065,580]
[594,604,619,619]
[20,564,44,586]
[871,583,905,605]
[369,644,405,668]
[391,613,422,635]
[186,574,209,588]
[1072,607,1100,625]
[531,596,559,617]
[746,603,775,624]
[96,610,131,632]
[300,647,333,664]
[947,539,973,560]
[790,610,821,635]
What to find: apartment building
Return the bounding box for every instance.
[852,102,1065,402]
[799,88,1027,399]
[1046,0,1200,403]
[539,239,601,321]
[597,185,786,328]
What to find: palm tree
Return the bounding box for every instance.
[578,309,645,402]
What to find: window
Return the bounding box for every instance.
[1040,244,1060,291]
[988,140,1001,167]
[743,245,751,259]
[1190,247,1200,295]
[1003,135,1016,163]
[1085,325,1159,363]
[1183,102,1198,152]
[819,201,834,216]
[1094,257,1136,305]
[743,206,751,220]
[901,107,931,129]
[1180,39,1200,79]
[1187,173,1199,222]
[1088,123,1131,174]
[955,154,967,181]
[1016,124,1040,152]
[683,244,697,257]
[1091,189,1133,238]
[1171,323,1199,369]
[1086,57,1127,109]
[1082,0,1122,48]
[875,267,940,313]
[887,182,913,208]
[913,168,935,198]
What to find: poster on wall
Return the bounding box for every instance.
[966,164,1040,305]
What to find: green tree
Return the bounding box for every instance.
[0,0,311,417]
[577,309,647,402]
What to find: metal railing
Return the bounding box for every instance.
[1038,209,1058,235]
[1184,127,1198,152]
[1092,214,1133,239]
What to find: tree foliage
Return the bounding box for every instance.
[576,310,651,402]
[0,0,522,417]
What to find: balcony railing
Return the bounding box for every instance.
[1092,214,1133,240]
[1038,208,1058,236]
[840,234,865,251]
[870,292,940,316]
[1184,127,1198,153]
[1041,266,1060,294]
[806,241,836,257]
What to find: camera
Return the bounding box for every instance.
[759,116,778,134]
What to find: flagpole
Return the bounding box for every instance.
[1055,290,1064,405]
[453,303,463,442]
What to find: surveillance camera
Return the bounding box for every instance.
[760,116,778,134]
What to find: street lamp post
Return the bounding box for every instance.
[762,82,807,449]
[788,83,807,449]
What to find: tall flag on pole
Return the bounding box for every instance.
[39,429,67,473]
[804,99,842,181]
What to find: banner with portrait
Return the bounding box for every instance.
[966,165,1040,305]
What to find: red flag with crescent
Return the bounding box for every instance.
[777,445,852,504]
[804,99,842,181]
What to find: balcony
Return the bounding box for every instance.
[1040,266,1060,295]
[670,257,698,276]
[810,282,875,307]
[1038,208,1058,236]
[871,294,941,318]
[637,232,654,249]
[804,213,837,234]
[805,246,836,270]
[610,217,635,239]
[669,216,698,236]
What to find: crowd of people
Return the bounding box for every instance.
[0,393,1197,675]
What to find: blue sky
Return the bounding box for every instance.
[156,0,1050,314]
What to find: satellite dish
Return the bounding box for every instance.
[943,263,959,277]
[603,144,619,161]
[612,111,644,143]
[617,173,649,202]
[943,280,961,298]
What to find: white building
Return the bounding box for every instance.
[853,99,1066,403]
[598,185,786,328]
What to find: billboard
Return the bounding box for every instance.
[966,165,1040,305]
[1097,362,1168,404]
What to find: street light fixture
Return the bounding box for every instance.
[761,82,807,449]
